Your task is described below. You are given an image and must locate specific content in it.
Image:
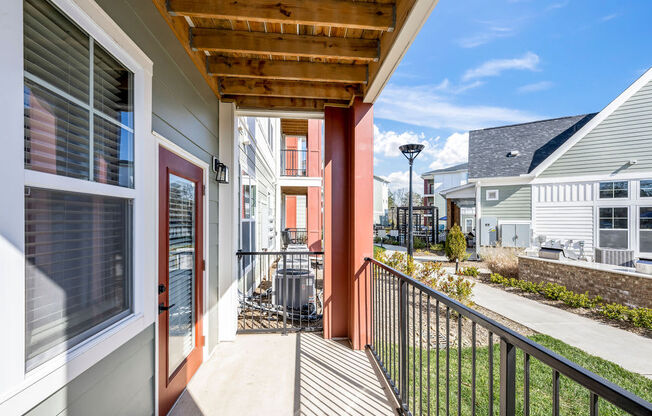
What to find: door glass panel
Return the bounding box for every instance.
[168,174,195,376]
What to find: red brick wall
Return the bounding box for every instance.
[518,256,652,308]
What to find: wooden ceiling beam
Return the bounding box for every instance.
[207,56,367,84]
[168,0,395,31]
[223,95,349,111]
[219,78,360,100]
[191,28,379,61]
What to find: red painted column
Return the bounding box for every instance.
[348,99,373,349]
[323,100,373,349]
[323,107,349,340]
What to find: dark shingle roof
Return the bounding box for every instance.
[421,162,468,177]
[468,114,597,179]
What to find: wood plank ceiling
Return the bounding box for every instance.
[152,0,407,111]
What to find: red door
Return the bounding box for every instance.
[158,147,204,415]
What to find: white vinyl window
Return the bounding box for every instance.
[640,180,652,198]
[23,0,134,370]
[486,189,499,201]
[598,207,628,249]
[640,207,652,253]
[599,181,628,199]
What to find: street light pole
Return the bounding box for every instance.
[399,144,425,258]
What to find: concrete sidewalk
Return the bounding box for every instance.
[472,281,652,379]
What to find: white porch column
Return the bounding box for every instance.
[217,101,239,342]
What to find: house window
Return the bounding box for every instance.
[23,0,134,369]
[599,207,628,249]
[640,180,652,198]
[599,181,628,199]
[640,207,652,253]
[486,190,499,201]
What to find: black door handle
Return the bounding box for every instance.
[159,303,176,313]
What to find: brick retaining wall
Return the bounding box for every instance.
[518,256,652,308]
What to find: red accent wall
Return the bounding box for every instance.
[307,186,321,251]
[285,195,297,228]
[307,119,322,177]
[323,99,373,350]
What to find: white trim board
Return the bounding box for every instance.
[530,67,652,177]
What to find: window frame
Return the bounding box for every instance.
[639,179,652,199]
[486,189,499,201]
[0,0,155,412]
[639,206,652,254]
[597,206,629,249]
[598,180,629,199]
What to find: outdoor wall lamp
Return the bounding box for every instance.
[212,156,229,184]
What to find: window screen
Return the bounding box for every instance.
[599,207,628,249]
[25,188,132,369]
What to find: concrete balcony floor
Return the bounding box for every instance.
[170,332,397,415]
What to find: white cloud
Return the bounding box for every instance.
[376,84,545,131]
[517,81,553,93]
[457,26,514,48]
[374,125,429,158]
[427,132,469,170]
[462,52,540,81]
[600,13,619,22]
[383,170,423,192]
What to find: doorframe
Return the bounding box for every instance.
[154,131,210,416]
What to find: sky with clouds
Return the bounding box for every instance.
[373,0,652,192]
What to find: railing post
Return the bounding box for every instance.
[282,253,288,335]
[399,278,408,410]
[500,337,516,416]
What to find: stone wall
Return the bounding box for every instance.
[518,256,652,308]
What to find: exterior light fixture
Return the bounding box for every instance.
[212,156,229,184]
[399,144,425,257]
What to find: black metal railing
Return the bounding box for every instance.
[237,250,324,334]
[365,257,652,416]
[281,228,308,247]
[281,148,307,176]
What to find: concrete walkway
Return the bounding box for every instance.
[169,333,397,415]
[377,244,479,262]
[472,281,652,378]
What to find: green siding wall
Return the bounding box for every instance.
[26,326,155,416]
[481,185,531,220]
[94,0,220,352]
[541,79,652,177]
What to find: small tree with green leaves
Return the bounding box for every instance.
[445,224,468,271]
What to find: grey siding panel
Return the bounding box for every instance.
[26,326,155,416]
[481,185,531,220]
[542,79,652,177]
[94,0,221,353]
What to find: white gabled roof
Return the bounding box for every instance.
[439,182,475,199]
[530,67,652,177]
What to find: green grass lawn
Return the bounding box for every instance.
[376,334,652,415]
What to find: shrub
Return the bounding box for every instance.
[627,308,652,329]
[413,237,427,250]
[518,280,541,294]
[373,245,386,260]
[445,224,468,263]
[415,261,445,286]
[430,242,444,252]
[542,283,567,300]
[437,274,475,305]
[560,291,601,309]
[480,247,521,278]
[600,303,629,321]
[490,272,507,284]
[457,266,479,277]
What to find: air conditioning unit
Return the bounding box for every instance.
[595,248,634,267]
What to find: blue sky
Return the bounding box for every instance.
[373,0,652,192]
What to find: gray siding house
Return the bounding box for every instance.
[446,67,652,258]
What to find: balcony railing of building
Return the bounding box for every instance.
[281,149,307,176]
[281,228,308,247]
[365,257,652,416]
[237,250,324,334]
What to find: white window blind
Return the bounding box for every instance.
[23,0,135,370]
